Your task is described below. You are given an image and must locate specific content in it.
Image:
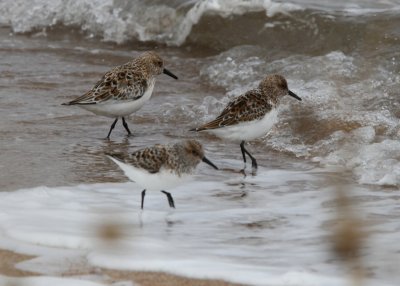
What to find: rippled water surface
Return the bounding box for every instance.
[0,0,399,285]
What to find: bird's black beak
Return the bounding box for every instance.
[288,90,301,101]
[163,68,178,80]
[202,156,219,170]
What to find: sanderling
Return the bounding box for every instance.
[62,51,178,139]
[191,74,301,172]
[107,139,218,209]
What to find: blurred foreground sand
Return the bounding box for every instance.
[0,249,244,286]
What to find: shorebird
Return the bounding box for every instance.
[191,74,301,172]
[62,51,178,139]
[107,139,218,209]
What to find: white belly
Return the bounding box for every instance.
[80,81,155,118]
[107,156,192,191]
[205,108,278,142]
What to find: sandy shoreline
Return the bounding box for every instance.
[0,249,245,286]
[0,249,37,277]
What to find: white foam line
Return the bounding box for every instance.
[0,274,107,286]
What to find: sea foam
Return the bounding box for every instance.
[0,168,398,285]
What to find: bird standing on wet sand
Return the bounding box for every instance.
[62,51,178,139]
[191,74,301,172]
[107,139,218,209]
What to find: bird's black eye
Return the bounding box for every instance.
[156,60,163,67]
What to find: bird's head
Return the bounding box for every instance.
[259,74,301,101]
[139,51,178,79]
[183,140,218,170]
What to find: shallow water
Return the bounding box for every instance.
[0,0,400,285]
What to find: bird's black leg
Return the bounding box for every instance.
[243,146,258,170]
[141,189,146,210]
[122,117,132,136]
[240,141,257,170]
[106,118,118,139]
[240,141,247,164]
[161,191,175,208]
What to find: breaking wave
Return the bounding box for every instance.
[1,0,400,46]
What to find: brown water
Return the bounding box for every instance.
[0,27,299,191]
[1,1,400,190]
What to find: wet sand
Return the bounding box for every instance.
[103,269,245,286]
[0,250,37,277]
[0,250,244,286]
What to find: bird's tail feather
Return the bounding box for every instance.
[105,153,125,162]
[106,154,138,183]
[189,127,207,132]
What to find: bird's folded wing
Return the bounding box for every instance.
[196,89,271,130]
[125,145,169,174]
[64,65,148,105]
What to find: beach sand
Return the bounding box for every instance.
[0,250,37,277]
[0,249,244,286]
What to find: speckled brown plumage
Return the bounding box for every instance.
[107,140,218,209]
[191,74,301,172]
[194,74,292,131]
[64,51,164,105]
[115,140,205,176]
[62,51,178,138]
